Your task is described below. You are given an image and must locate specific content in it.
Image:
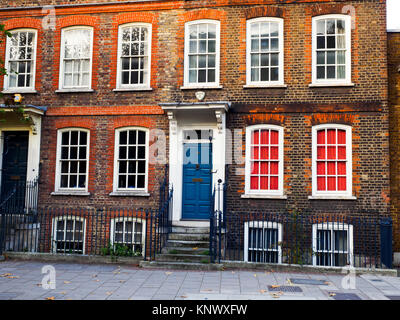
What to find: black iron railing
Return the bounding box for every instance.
[210,209,393,269]
[0,178,39,215]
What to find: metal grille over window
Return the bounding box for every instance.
[53,217,85,254]
[316,128,347,192]
[314,224,351,267]
[250,21,280,82]
[62,28,92,88]
[250,129,280,191]
[120,25,149,86]
[112,219,144,255]
[7,30,36,88]
[60,130,88,189]
[316,18,346,80]
[117,129,147,189]
[188,23,217,83]
[246,222,281,263]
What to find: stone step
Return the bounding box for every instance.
[161,246,209,255]
[139,260,223,271]
[171,226,210,234]
[156,253,210,263]
[169,233,209,241]
[166,239,210,248]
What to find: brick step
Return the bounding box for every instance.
[161,246,209,255]
[168,233,209,241]
[166,239,210,248]
[156,253,210,263]
[139,261,222,271]
[171,226,210,234]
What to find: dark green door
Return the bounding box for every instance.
[1,131,29,204]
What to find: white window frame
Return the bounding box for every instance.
[54,128,90,193]
[246,17,284,87]
[183,19,221,89]
[311,124,352,199]
[3,28,38,93]
[244,221,282,264]
[51,216,86,254]
[244,124,284,196]
[311,14,352,86]
[110,217,146,256]
[116,22,152,90]
[312,222,353,267]
[58,26,94,91]
[113,127,149,194]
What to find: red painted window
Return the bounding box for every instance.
[250,128,280,191]
[316,128,347,192]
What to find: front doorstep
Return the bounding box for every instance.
[172,220,210,228]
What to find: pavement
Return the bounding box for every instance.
[0,260,400,300]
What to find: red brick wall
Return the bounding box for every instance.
[0,0,390,222]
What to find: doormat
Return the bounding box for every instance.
[289,278,327,285]
[268,285,303,293]
[328,292,361,300]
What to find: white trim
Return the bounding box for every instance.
[115,22,152,90]
[244,221,282,263]
[312,222,354,267]
[311,14,352,86]
[246,17,284,86]
[244,124,284,196]
[3,28,38,92]
[113,127,149,193]
[54,128,90,193]
[184,19,220,88]
[110,217,146,256]
[59,26,94,90]
[311,124,352,198]
[51,215,87,254]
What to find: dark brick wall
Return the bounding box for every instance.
[388,31,400,252]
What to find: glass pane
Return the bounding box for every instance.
[327,20,335,34]
[189,40,197,53]
[337,66,345,79]
[317,20,325,35]
[327,51,335,64]
[270,23,279,37]
[317,51,325,65]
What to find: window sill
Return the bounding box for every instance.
[51,191,90,196]
[109,191,150,197]
[55,89,94,93]
[180,85,223,90]
[308,195,357,200]
[309,83,355,88]
[2,89,38,94]
[243,84,287,89]
[113,87,153,92]
[241,194,287,200]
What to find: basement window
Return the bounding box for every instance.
[244,221,282,263]
[110,218,145,256]
[52,216,86,254]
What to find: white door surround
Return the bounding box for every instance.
[161,102,230,227]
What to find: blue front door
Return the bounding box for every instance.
[182,143,212,220]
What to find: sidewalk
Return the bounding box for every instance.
[0,260,400,300]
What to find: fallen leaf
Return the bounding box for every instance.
[0,273,13,277]
[202,289,213,292]
[60,291,67,295]
[324,281,331,285]
[7,276,19,279]
[92,274,98,278]
[119,280,125,283]
[264,272,271,275]
[270,285,280,288]
[180,295,188,298]
[165,272,173,275]
[93,279,100,282]
[192,247,199,250]
[287,279,293,286]
[45,297,55,300]
[63,281,71,284]
[259,289,267,294]
[36,283,42,287]
[106,291,113,295]
[254,274,257,277]
[329,292,336,297]
[231,271,235,274]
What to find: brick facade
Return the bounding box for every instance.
[388,31,400,253]
[0,0,390,244]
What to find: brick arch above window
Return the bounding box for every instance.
[111,12,159,90]
[0,18,43,91]
[177,9,227,87]
[53,15,99,90]
[244,6,285,20]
